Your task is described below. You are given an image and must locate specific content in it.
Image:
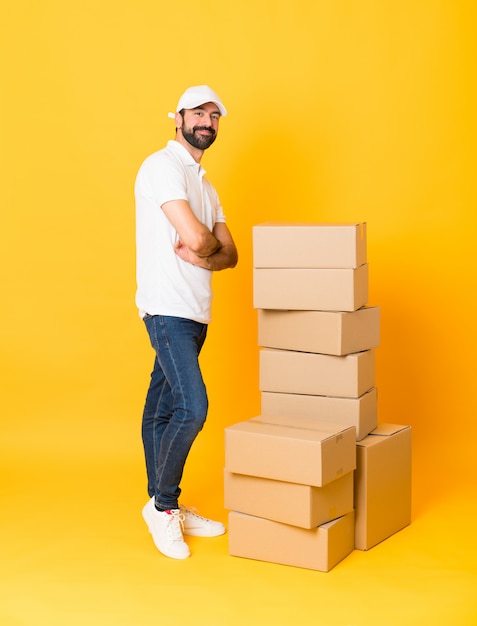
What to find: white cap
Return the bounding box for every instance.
[168,85,227,119]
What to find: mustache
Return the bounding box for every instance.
[193,125,216,135]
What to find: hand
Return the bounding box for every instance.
[174,239,203,266]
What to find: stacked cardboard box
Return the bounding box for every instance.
[225,223,412,570]
[354,423,411,550]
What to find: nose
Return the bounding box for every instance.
[205,113,216,127]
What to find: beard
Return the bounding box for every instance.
[181,124,217,150]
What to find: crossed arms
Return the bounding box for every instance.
[162,199,238,271]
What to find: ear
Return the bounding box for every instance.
[174,112,182,128]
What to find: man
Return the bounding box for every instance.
[135,85,238,560]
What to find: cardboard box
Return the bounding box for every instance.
[224,415,356,487]
[354,424,412,550]
[224,469,354,529]
[259,348,375,399]
[253,222,367,269]
[253,265,368,312]
[258,306,380,356]
[228,510,355,572]
[261,388,378,441]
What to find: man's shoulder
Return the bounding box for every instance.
[138,142,185,174]
[142,142,175,163]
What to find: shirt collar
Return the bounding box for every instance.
[167,140,205,173]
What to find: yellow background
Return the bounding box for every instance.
[1,1,476,624]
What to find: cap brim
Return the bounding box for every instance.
[168,103,227,118]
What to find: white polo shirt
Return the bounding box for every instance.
[135,140,226,324]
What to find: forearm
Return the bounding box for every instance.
[161,199,221,257]
[189,228,222,258]
[175,240,238,271]
[174,221,238,270]
[196,243,238,271]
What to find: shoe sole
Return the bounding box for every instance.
[183,526,227,537]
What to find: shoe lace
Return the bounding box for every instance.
[166,509,186,541]
[181,505,207,523]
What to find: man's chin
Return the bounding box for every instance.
[193,136,216,150]
[182,129,216,150]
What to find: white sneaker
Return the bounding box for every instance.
[180,505,226,537]
[142,498,190,559]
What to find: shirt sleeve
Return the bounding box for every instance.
[136,152,188,208]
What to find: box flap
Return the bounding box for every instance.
[228,419,347,444]
[254,222,365,228]
[251,414,356,440]
[371,424,411,437]
[356,424,411,449]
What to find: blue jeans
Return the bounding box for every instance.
[142,315,208,511]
